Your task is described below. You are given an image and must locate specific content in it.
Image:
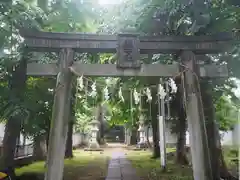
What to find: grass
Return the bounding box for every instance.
[15,150,110,180]
[222,146,239,166]
[222,146,239,176]
[125,150,193,180]
[125,147,239,180]
[13,145,239,180]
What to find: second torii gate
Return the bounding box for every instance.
[22,30,233,180]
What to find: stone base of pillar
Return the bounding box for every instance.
[84,141,103,152]
[84,148,103,152]
[136,141,148,149]
[88,141,100,149]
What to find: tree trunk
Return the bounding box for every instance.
[65,121,73,158]
[15,132,21,156]
[33,136,46,161]
[176,129,188,164]
[46,129,50,152]
[146,125,152,148]
[44,131,50,168]
[151,92,160,158]
[97,104,105,145]
[176,112,188,165]
[124,126,127,144]
[125,128,131,145]
[130,127,137,145]
[1,116,20,177]
[151,118,160,158]
[176,86,188,165]
[0,58,27,178]
[23,135,26,146]
[65,81,76,158]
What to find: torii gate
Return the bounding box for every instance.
[22,30,233,180]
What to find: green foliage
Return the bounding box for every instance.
[43,0,98,32]
[21,77,55,138]
[0,0,98,139]
[74,100,93,133]
[215,96,238,131]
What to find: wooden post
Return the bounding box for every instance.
[180,51,213,180]
[45,48,74,180]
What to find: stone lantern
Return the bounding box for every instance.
[137,114,146,148]
[89,120,99,148]
[88,108,100,149]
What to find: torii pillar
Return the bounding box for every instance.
[180,51,213,180]
[44,48,74,180]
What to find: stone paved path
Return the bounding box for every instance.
[105,151,139,180]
